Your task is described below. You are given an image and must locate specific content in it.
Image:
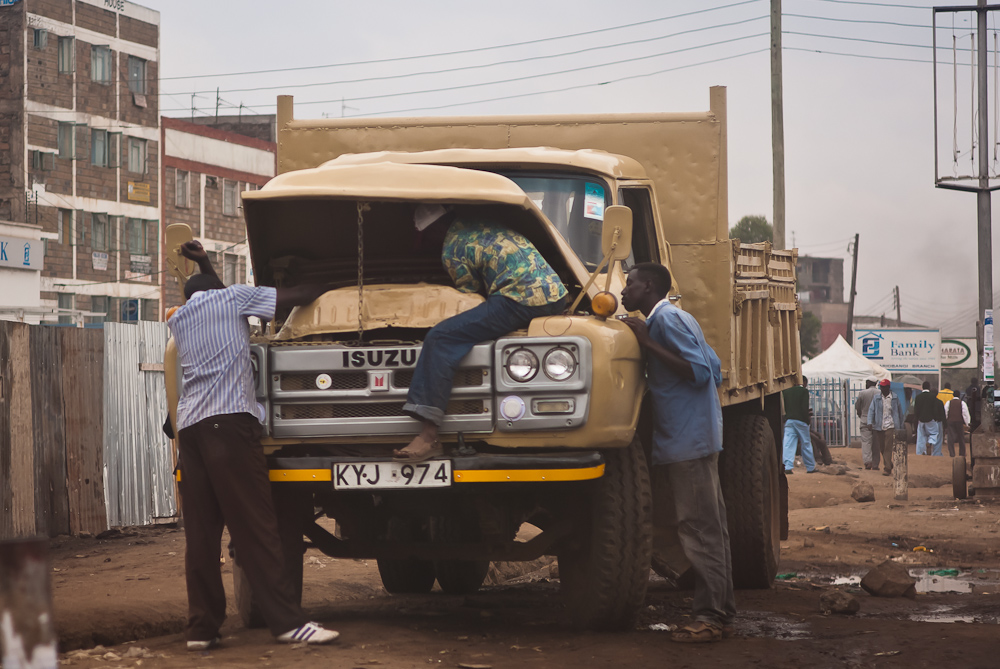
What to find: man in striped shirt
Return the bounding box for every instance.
[169,240,338,650]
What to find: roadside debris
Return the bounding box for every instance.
[648,623,678,632]
[861,560,917,599]
[820,589,860,615]
[851,481,876,503]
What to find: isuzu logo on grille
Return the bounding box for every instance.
[341,349,418,369]
[369,371,389,392]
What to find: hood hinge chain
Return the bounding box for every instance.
[357,202,370,343]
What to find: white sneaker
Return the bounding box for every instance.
[276,621,339,644]
[187,636,221,651]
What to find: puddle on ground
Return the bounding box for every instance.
[815,568,1000,594]
[734,611,811,641]
[908,605,999,624]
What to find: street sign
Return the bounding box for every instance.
[853,328,941,372]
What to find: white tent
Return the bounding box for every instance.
[802,335,891,382]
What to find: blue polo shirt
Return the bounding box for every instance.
[644,299,724,465]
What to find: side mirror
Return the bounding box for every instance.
[165,224,196,303]
[601,205,633,262]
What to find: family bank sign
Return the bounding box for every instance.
[853,328,941,372]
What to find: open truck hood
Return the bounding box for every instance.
[241,161,589,294]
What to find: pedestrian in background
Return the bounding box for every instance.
[855,377,879,470]
[867,379,905,476]
[944,393,971,458]
[964,377,981,432]
[913,381,942,455]
[620,262,734,644]
[782,377,815,474]
[169,241,339,650]
[935,383,955,456]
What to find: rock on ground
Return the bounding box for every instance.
[908,474,948,489]
[860,560,917,599]
[815,464,848,476]
[851,481,876,503]
[820,589,860,614]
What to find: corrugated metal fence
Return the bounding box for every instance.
[103,322,176,527]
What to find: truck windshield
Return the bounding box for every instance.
[498,173,610,270]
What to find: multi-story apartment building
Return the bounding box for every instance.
[0,0,160,324]
[159,117,276,308]
[797,255,848,351]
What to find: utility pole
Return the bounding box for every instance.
[771,0,785,249]
[975,0,994,396]
[894,285,901,326]
[846,233,859,344]
[215,87,220,123]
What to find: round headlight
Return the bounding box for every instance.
[506,348,539,382]
[543,348,576,381]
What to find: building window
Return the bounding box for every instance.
[58,209,72,244]
[127,218,147,255]
[120,299,139,322]
[33,28,47,49]
[58,122,75,159]
[223,179,238,216]
[175,170,189,207]
[127,56,146,94]
[127,138,146,174]
[141,299,158,321]
[91,129,108,167]
[89,296,108,324]
[91,46,112,84]
[32,150,54,171]
[58,36,75,73]
[91,213,109,253]
[57,294,74,325]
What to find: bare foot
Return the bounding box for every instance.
[392,433,443,462]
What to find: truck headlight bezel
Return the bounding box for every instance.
[505,348,539,382]
[542,347,576,381]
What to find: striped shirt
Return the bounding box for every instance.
[167,284,276,430]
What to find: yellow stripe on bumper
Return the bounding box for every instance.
[179,465,605,484]
[269,469,332,482]
[453,464,605,483]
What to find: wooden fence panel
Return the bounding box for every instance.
[30,326,70,537]
[0,322,13,539]
[63,328,107,536]
[9,323,36,537]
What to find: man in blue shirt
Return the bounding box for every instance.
[621,262,733,643]
[169,241,339,650]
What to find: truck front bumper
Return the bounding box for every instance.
[266,451,605,486]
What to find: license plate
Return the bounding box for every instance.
[332,461,452,490]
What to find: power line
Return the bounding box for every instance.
[158,33,770,113]
[806,0,928,9]
[159,0,765,82]
[786,46,930,64]
[163,15,769,98]
[785,12,928,29]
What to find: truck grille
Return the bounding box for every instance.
[392,368,484,389]
[280,371,368,391]
[278,400,486,420]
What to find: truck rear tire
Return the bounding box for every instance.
[377,516,436,594]
[719,414,781,589]
[558,437,652,630]
[434,560,490,595]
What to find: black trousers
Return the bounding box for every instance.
[945,422,966,457]
[177,413,306,640]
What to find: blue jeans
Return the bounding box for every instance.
[403,295,566,426]
[916,421,940,455]
[782,419,815,472]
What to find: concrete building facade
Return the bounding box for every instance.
[159,117,276,309]
[0,0,160,324]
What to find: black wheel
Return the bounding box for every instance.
[558,437,652,630]
[377,517,436,594]
[233,487,309,629]
[719,414,781,589]
[232,554,266,629]
[953,456,968,499]
[434,560,490,594]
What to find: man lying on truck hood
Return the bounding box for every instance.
[393,204,568,462]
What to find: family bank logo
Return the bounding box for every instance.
[859,331,884,359]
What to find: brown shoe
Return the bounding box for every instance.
[882,469,891,476]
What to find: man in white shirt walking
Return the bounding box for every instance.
[854,377,879,470]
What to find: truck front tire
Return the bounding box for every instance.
[377,516,436,594]
[719,413,781,589]
[558,437,653,630]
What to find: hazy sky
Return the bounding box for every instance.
[141,0,997,336]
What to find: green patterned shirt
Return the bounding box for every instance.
[441,220,567,307]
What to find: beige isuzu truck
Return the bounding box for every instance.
[165,86,800,630]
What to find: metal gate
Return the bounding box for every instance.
[103,322,176,527]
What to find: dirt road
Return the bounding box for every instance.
[49,446,999,669]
